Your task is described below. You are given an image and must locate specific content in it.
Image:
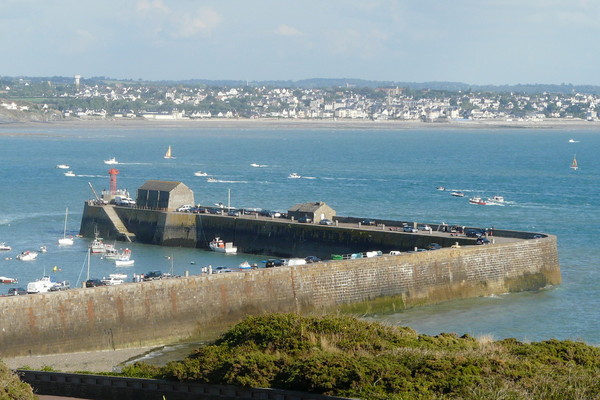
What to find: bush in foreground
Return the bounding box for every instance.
[120,313,600,399]
[0,362,36,400]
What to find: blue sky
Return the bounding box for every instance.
[2,0,599,85]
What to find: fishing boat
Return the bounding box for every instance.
[104,157,118,165]
[16,250,38,261]
[58,207,74,245]
[209,237,237,254]
[64,171,76,177]
[288,172,301,179]
[194,171,208,176]
[571,154,578,170]
[89,231,106,253]
[0,276,17,284]
[164,145,174,159]
[469,197,487,205]
[26,276,56,294]
[114,248,134,267]
[450,191,465,197]
[56,164,70,169]
[0,242,11,251]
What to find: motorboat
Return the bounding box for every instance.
[568,139,577,143]
[115,258,135,267]
[109,273,128,280]
[288,172,301,179]
[0,242,11,251]
[27,276,55,293]
[105,247,130,261]
[64,171,76,177]
[250,163,267,167]
[436,186,445,191]
[16,250,38,261]
[39,245,47,253]
[194,171,208,177]
[239,261,252,270]
[104,157,119,165]
[209,237,237,254]
[58,207,74,246]
[487,195,505,204]
[451,191,465,197]
[89,233,106,254]
[469,197,487,205]
[56,164,70,169]
[207,178,218,183]
[0,276,17,284]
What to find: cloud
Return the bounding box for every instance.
[172,7,222,38]
[132,2,221,39]
[274,24,303,36]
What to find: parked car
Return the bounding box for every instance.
[426,243,442,250]
[228,209,241,217]
[319,219,333,225]
[476,237,491,245]
[50,281,71,291]
[361,219,376,226]
[114,196,136,206]
[297,216,312,223]
[213,266,234,274]
[265,259,285,268]
[143,271,163,281]
[403,226,418,233]
[465,229,485,238]
[305,255,322,263]
[6,287,27,296]
[85,279,106,288]
[176,204,193,212]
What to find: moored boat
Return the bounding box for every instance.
[58,207,74,246]
[16,250,38,261]
[0,276,17,284]
[115,258,135,267]
[89,233,106,253]
[239,261,252,270]
[209,237,237,254]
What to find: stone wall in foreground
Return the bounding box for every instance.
[0,234,560,357]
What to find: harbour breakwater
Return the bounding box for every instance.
[0,204,560,357]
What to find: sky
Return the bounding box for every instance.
[2,0,600,85]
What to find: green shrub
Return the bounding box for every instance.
[0,362,36,400]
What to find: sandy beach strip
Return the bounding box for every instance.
[2,346,158,373]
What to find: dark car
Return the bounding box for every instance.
[265,259,285,268]
[297,216,312,223]
[319,218,333,225]
[361,219,376,226]
[305,255,322,263]
[227,209,241,217]
[426,243,442,250]
[143,271,163,281]
[465,229,484,238]
[476,237,491,245]
[6,287,27,296]
[85,279,106,288]
[191,207,207,214]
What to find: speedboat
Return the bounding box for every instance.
[451,191,465,197]
[27,276,56,293]
[194,171,208,177]
[115,258,135,267]
[64,171,76,177]
[0,276,17,284]
[56,164,70,169]
[39,245,47,253]
[207,178,218,183]
[469,197,487,205]
[487,195,505,204]
[16,250,38,261]
[209,237,237,254]
[436,186,445,191]
[288,172,301,179]
[104,157,118,165]
[0,242,11,251]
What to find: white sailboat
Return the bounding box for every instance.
[164,145,175,159]
[58,207,74,245]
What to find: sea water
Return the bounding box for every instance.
[0,125,598,344]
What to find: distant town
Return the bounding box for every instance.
[1,76,600,123]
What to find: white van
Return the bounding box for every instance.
[114,196,136,206]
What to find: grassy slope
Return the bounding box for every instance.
[120,313,600,400]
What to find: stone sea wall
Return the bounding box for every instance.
[0,228,560,356]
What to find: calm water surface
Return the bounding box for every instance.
[0,125,598,345]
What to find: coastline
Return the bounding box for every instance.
[1,117,600,132]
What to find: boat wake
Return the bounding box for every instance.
[250,163,268,168]
[207,179,249,184]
